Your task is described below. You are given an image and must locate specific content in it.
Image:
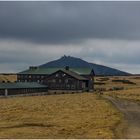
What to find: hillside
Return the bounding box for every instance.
[39,56,131,76]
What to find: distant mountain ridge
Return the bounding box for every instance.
[39,55,131,76]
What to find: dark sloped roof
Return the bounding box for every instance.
[0,82,47,89]
[70,68,93,75]
[47,69,88,81]
[18,67,93,75]
[61,69,88,80]
[19,68,59,75]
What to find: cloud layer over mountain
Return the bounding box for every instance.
[0,2,140,73]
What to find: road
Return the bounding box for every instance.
[104,96,140,139]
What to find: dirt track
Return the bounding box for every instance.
[104,96,140,139]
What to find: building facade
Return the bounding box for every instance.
[45,69,91,92]
[17,66,95,92]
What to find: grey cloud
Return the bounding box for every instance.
[0,39,140,73]
[1,2,140,74]
[1,2,140,44]
[78,40,140,65]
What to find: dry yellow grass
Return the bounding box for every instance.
[95,76,140,102]
[0,93,122,139]
[106,88,140,102]
[95,76,140,90]
[0,74,17,83]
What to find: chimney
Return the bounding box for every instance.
[65,66,69,71]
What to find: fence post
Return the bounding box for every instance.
[5,89,8,97]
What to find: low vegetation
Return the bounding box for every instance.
[0,93,122,139]
[96,77,109,81]
[94,82,105,85]
[95,76,140,102]
[112,79,136,85]
[106,88,140,102]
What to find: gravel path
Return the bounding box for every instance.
[104,96,140,139]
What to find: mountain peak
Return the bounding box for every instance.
[41,55,90,68]
[61,55,72,59]
[60,55,81,60]
[39,56,131,76]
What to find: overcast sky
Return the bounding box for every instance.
[0,1,140,74]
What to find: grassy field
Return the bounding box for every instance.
[0,75,139,138]
[0,93,122,139]
[95,76,140,102]
[0,74,17,83]
[106,88,140,102]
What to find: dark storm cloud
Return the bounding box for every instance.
[1,1,140,74]
[1,1,140,44]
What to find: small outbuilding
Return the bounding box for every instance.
[0,82,48,97]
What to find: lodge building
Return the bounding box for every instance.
[17,66,95,92]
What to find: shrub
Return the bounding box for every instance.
[112,79,136,85]
[113,87,124,91]
[94,82,105,85]
[97,78,109,81]
[95,88,106,92]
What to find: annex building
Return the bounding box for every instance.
[0,82,47,97]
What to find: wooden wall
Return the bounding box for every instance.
[0,88,48,97]
[45,71,87,91]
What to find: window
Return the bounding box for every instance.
[66,84,70,88]
[56,74,59,77]
[82,83,85,88]
[37,75,40,78]
[71,85,75,89]
[65,79,68,83]
[59,79,62,83]
[52,79,56,83]
[32,75,35,79]
[63,74,66,77]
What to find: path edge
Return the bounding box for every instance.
[102,95,128,139]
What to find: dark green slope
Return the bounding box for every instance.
[39,56,131,76]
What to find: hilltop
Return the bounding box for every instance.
[39,56,131,76]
